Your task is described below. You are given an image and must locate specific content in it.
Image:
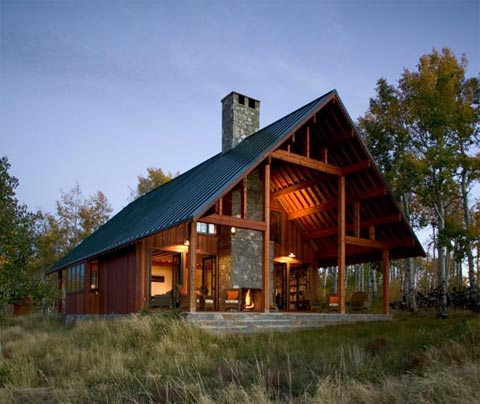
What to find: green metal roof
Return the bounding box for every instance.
[49,90,336,272]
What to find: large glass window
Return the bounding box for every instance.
[67,263,85,293]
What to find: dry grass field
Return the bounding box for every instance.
[0,311,479,403]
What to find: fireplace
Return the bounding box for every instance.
[241,288,262,312]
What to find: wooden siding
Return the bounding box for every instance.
[65,291,86,314]
[99,246,136,314]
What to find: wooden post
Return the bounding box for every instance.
[354,202,361,238]
[188,221,197,312]
[338,176,346,314]
[382,249,390,315]
[263,163,271,312]
[242,178,248,219]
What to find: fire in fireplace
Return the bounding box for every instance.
[241,288,262,312]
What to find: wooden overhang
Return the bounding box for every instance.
[267,95,424,267]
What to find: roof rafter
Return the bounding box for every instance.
[272,176,324,199]
[304,214,401,240]
[288,186,388,221]
[271,149,343,176]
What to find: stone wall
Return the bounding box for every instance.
[222,92,260,153]
[231,169,263,288]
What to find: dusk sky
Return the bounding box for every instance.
[1,0,479,220]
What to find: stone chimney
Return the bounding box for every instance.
[221,92,260,153]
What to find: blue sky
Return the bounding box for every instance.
[1,0,479,216]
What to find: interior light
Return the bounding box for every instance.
[288,252,296,258]
[184,239,190,246]
[231,226,236,234]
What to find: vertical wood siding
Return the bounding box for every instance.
[99,246,136,314]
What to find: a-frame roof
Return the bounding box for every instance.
[50,90,425,272]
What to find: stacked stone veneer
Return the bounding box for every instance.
[222,92,260,153]
[231,169,263,288]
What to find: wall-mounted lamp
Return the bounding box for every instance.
[183,239,190,246]
[231,226,236,235]
[288,252,296,258]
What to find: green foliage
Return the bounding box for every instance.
[36,183,112,271]
[359,48,480,296]
[0,157,42,309]
[131,167,178,200]
[0,313,479,403]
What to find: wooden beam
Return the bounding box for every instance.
[321,148,328,163]
[288,200,337,220]
[342,160,371,175]
[289,186,388,221]
[354,202,360,238]
[388,238,417,249]
[329,129,354,146]
[218,197,223,215]
[188,221,197,312]
[263,164,271,312]
[271,149,342,176]
[304,214,401,240]
[338,176,346,314]
[345,235,387,250]
[201,214,267,232]
[382,249,390,314]
[242,178,247,219]
[273,177,322,199]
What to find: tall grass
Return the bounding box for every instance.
[0,312,479,403]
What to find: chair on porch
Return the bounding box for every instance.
[350,291,368,313]
[327,294,339,312]
[224,288,241,311]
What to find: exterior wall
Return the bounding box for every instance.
[222,92,260,153]
[99,246,137,314]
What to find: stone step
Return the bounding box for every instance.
[182,312,391,333]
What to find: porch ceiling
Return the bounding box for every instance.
[269,99,424,267]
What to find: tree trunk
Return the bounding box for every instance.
[461,168,477,289]
[402,193,417,312]
[332,267,338,295]
[436,201,448,317]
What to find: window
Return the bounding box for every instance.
[90,262,99,290]
[67,263,85,293]
[196,222,216,235]
[238,94,245,105]
[248,98,256,109]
